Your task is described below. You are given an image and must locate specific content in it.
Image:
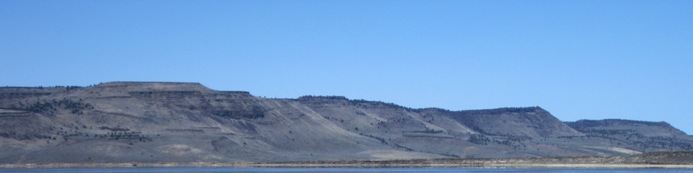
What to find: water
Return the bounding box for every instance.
[1,168,692,173]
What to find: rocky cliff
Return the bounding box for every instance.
[0,82,691,163]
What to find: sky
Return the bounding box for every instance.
[1,1,692,133]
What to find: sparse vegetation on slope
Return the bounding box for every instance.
[0,82,691,164]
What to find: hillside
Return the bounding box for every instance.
[566,119,693,154]
[0,82,691,163]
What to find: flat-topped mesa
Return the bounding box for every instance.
[93,81,212,92]
[86,82,212,98]
[567,119,689,138]
[88,82,259,100]
[0,82,257,101]
[297,95,350,104]
[455,106,547,116]
[568,119,672,127]
[448,106,585,138]
[4,81,693,163]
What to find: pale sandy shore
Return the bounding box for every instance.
[2,162,693,169]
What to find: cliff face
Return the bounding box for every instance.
[0,82,691,163]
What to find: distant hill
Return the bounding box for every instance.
[566,119,693,153]
[0,82,691,163]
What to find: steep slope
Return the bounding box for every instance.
[0,82,438,163]
[447,107,584,139]
[566,119,693,153]
[295,96,476,158]
[0,82,691,163]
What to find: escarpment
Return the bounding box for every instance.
[0,82,691,163]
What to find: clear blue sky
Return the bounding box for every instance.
[2,1,692,133]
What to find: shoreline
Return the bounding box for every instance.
[2,162,693,169]
[4,152,693,169]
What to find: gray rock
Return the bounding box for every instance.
[0,82,691,163]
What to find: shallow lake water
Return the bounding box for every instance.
[1,168,693,173]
